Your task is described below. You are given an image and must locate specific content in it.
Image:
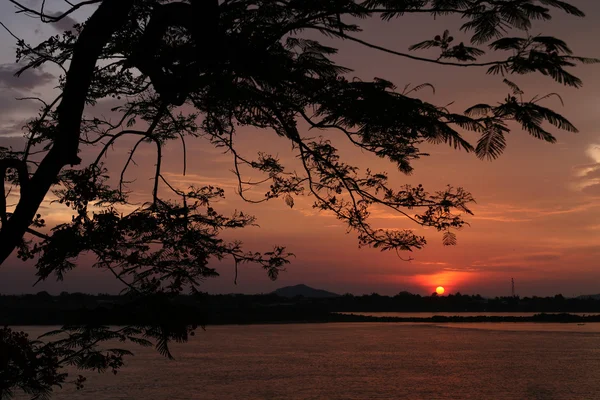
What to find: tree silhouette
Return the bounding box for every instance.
[0,0,597,397]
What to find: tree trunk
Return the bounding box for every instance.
[0,0,135,265]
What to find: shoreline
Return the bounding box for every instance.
[6,312,600,326]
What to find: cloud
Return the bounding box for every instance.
[459,252,562,276]
[472,202,600,222]
[416,261,449,266]
[523,253,561,262]
[471,215,532,223]
[582,184,600,197]
[0,64,54,90]
[47,12,78,32]
[476,251,563,265]
[573,162,600,178]
[577,166,600,180]
[0,95,48,139]
[442,267,479,272]
[0,90,46,137]
[160,172,239,190]
[0,119,28,138]
[295,207,335,218]
[537,204,599,216]
[447,265,532,273]
[572,142,600,194]
[367,207,414,220]
[0,64,57,138]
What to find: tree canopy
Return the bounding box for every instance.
[0,0,597,398]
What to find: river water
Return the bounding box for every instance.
[14,323,600,399]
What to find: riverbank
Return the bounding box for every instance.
[4,292,600,325]
[327,312,600,324]
[6,312,600,326]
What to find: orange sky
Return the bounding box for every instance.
[1,1,600,296]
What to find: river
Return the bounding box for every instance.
[13,323,600,399]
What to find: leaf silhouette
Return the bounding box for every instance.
[284,194,294,208]
[476,123,509,160]
[442,231,457,246]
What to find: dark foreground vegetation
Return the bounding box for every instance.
[4,291,600,326]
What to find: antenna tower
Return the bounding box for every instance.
[511,278,515,297]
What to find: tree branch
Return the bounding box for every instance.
[9,0,102,23]
[0,0,135,265]
[313,26,505,68]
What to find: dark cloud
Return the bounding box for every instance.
[0,64,54,90]
[48,12,78,32]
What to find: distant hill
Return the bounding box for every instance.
[273,284,339,298]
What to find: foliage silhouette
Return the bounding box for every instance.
[0,0,597,397]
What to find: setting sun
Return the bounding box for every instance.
[435,286,445,295]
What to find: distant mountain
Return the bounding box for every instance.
[273,284,339,298]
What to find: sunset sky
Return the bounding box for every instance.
[1,0,600,297]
